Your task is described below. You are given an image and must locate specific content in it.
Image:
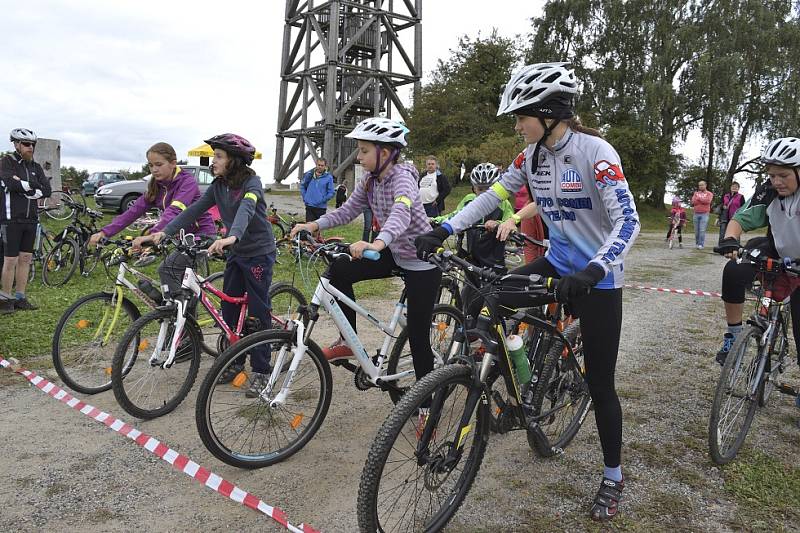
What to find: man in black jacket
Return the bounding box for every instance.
[1,128,51,313]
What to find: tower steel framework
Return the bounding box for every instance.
[274,0,422,183]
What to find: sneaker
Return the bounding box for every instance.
[217,362,245,384]
[322,340,354,361]
[0,298,15,315]
[590,477,624,521]
[716,333,735,366]
[14,297,37,311]
[679,243,683,248]
[245,372,269,399]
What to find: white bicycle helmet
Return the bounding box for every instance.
[10,128,37,143]
[761,137,800,167]
[345,117,409,147]
[497,62,578,116]
[470,163,500,186]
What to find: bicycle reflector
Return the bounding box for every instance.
[76,319,90,329]
[232,372,248,388]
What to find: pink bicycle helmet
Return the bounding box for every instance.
[204,133,257,165]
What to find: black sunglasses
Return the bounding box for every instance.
[19,141,35,147]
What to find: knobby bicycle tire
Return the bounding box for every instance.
[52,291,141,394]
[708,325,762,465]
[111,307,201,419]
[195,329,332,468]
[357,363,490,533]
[436,277,463,309]
[386,304,463,404]
[527,321,592,457]
[43,237,79,287]
[269,282,308,331]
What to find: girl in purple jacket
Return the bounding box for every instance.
[89,142,216,246]
[290,118,442,381]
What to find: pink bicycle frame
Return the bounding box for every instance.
[200,280,248,345]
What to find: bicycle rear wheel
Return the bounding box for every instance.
[386,304,464,404]
[708,325,762,465]
[436,277,463,308]
[111,308,201,419]
[527,321,592,457]
[358,364,489,533]
[52,291,141,394]
[195,329,332,468]
[43,238,79,287]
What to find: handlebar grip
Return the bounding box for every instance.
[363,249,381,261]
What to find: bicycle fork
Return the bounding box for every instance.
[268,319,308,407]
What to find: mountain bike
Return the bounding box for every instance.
[708,248,800,464]
[193,231,463,468]
[110,235,306,419]
[42,195,104,286]
[268,202,297,243]
[357,249,591,532]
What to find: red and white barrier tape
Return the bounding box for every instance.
[624,284,721,298]
[0,356,320,533]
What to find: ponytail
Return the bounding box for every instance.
[566,116,603,138]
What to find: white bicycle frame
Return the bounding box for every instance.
[268,274,427,406]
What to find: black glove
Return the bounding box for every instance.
[415,226,450,260]
[713,236,740,256]
[556,263,605,303]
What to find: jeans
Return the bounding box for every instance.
[693,213,709,247]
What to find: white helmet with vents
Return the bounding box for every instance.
[761,137,800,167]
[497,62,578,116]
[470,163,500,186]
[10,128,37,143]
[345,117,409,147]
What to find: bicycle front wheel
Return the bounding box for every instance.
[527,321,592,457]
[44,190,75,220]
[43,238,79,287]
[269,282,308,330]
[386,304,464,404]
[52,291,141,394]
[195,329,332,468]
[709,325,762,465]
[358,363,490,533]
[111,308,201,419]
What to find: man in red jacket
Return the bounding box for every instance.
[691,180,713,249]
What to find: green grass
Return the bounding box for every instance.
[722,450,800,527]
[0,198,391,361]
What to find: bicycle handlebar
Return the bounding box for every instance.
[296,230,380,261]
[428,249,555,293]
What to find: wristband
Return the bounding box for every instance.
[511,214,521,225]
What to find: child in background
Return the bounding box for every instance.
[666,196,686,248]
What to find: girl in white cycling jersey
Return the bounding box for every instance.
[416,62,640,521]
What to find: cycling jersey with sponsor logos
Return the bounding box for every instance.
[446,129,640,289]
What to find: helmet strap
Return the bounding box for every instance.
[371,145,399,179]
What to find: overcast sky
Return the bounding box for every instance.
[2,1,541,181]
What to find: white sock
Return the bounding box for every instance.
[603,465,623,482]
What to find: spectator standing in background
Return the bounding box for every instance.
[691,180,713,249]
[300,158,334,222]
[717,181,745,245]
[418,155,451,217]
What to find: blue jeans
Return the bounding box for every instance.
[693,213,709,247]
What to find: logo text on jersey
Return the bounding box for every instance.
[560,169,583,192]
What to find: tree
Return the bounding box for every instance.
[407,31,518,158]
[61,166,89,190]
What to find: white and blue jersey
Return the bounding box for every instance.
[445,129,639,289]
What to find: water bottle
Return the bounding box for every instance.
[137,279,163,304]
[506,334,531,385]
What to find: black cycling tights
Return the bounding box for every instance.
[499,257,624,468]
[721,259,800,364]
[327,249,442,379]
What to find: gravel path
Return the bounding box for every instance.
[1,230,798,532]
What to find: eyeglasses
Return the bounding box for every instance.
[18,141,35,147]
